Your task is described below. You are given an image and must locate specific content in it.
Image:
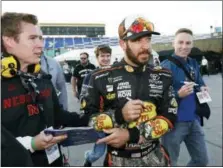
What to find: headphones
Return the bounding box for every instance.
[1,53,41,78]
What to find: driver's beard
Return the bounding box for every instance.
[126,43,151,66]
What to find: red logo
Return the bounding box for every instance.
[27,104,39,116]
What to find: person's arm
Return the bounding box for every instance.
[142,74,177,140]
[50,80,90,127]
[114,98,144,124]
[16,131,67,152]
[96,119,140,147]
[2,126,34,166]
[15,85,70,152]
[55,62,68,110]
[16,78,90,153]
[82,70,141,146]
[96,128,131,148]
[71,77,77,96]
[80,71,101,115]
[158,75,177,127]
[161,60,180,100]
[16,136,35,153]
[79,73,92,106]
[71,66,79,97]
[116,73,177,144]
[161,59,172,70]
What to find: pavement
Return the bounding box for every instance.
[64,73,222,166]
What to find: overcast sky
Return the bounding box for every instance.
[2,1,222,36]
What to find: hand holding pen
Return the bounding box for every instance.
[178,81,195,98]
[121,97,143,122]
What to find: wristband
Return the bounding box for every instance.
[31,137,37,151]
[127,127,140,143]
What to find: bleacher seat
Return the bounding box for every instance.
[84,44,94,48]
[92,41,103,46]
[44,37,55,49]
[74,38,84,45]
[100,37,110,45]
[75,44,85,49]
[83,37,92,43]
[90,37,101,46]
[109,37,119,46]
[91,37,100,41]
[54,38,64,49]
[65,38,74,47]
[73,37,84,49]
[83,38,94,48]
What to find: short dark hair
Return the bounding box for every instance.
[175,28,193,36]
[94,45,112,58]
[1,12,38,41]
[80,52,89,58]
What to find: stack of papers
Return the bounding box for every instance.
[44,127,99,147]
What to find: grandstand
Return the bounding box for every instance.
[44,33,222,57]
[41,23,222,58]
[40,23,105,36]
[41,22,106,57]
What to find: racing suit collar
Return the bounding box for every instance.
[121,58,146,73]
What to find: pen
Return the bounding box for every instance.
[180,81,199,86]
[126,97,144,106]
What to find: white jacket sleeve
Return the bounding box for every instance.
[16,136,35,153]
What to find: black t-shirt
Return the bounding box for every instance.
[113,61,119,65]
[72,63,96,93]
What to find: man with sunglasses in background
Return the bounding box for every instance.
[71,52,96,99]
[81,15,177,166]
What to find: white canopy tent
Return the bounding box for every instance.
[54,46,159,66]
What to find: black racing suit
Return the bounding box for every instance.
[1,72,90,167]
[81,60,177,166]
